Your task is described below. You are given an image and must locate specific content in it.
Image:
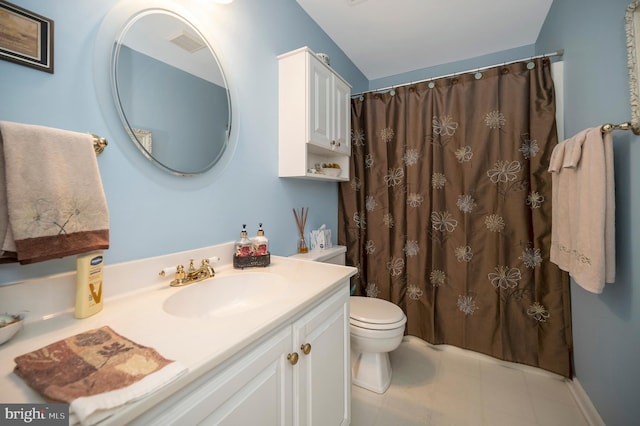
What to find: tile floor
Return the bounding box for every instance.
[351,336,589,426]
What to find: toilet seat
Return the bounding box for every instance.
[350,323,405,339]
[350,296,407,330]
[350,317,406,330]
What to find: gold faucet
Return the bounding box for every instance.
[168,258,215,287]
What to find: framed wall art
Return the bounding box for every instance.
[0,1,53,73]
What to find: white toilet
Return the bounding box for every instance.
[291,246,407,394]
[349,296,406,393]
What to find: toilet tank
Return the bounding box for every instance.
[289,246,346,265]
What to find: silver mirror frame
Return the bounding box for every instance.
[626,1,640,128]
[94,0,238,177]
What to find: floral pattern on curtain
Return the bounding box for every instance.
[339,58,573,377]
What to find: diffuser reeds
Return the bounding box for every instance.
[293,207,309,253]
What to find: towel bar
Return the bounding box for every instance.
[91,133,108,154]
[600,121,640,135]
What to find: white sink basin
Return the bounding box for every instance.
[162,272,290,319]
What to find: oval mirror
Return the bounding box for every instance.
[112,9,231,175]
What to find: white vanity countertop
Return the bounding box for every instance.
[0,254,357,423]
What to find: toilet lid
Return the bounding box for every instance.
[350,296,406,330]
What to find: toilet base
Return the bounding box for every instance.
[351,350,392,394]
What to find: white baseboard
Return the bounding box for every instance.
[565,377,605,426]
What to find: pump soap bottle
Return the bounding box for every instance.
[75,251,104,318]
[253,223,269,256]
[235,224,253,257]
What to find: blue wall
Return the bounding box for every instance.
[537,0,640,424]
[0,0,367,285]
[367,44,537,92]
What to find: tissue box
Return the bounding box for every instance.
[310,228,332,250]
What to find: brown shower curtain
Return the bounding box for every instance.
[339,58,573,377]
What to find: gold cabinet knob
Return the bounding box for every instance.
[287,352,299,365]
[301,343,312,355]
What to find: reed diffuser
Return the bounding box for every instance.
[293,207,309,253]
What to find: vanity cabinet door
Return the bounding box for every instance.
[293,286,350,426]
[199,328,293,426]
[133,327,293,426]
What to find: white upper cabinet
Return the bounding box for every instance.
[278,47,352,181]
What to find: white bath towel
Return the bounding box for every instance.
[0,121,109,264]
[548,127,615,293]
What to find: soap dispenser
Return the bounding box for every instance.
[253,223,269,256]
[235,224,253,257]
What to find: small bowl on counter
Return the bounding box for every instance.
[0,314,24,345]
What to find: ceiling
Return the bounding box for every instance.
[296,0,554,81]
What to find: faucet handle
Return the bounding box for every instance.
[169,265,186,287]
[159,266,173,277]
[159,264,182,277]
[176,264,185,277]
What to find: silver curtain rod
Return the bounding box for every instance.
[352,49,565,98]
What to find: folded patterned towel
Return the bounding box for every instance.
[14,326,186,425]
[0,121,109,264]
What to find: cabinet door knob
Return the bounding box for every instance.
[287,352,299,365]
[301,343,312,355]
